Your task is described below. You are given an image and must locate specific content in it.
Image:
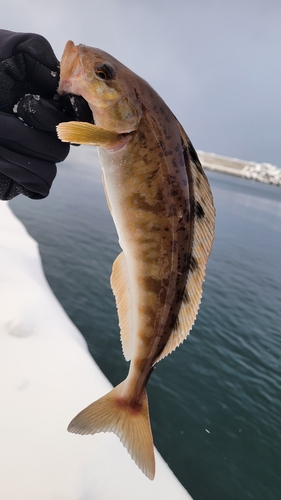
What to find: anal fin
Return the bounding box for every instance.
[110,252,133,361]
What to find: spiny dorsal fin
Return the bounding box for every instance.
[110,252,133,361]
[155,122,215,363]
[57,121,120,146]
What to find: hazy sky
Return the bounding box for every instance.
[3,0,281,166]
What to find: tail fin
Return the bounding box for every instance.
[67,381,155,480]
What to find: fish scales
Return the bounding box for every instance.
[101,112,192,368]
[57,41,215,480]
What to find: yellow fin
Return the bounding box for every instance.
[68,382,155,480]
[110,252,133,361]
[155,122,215,363]
[56,121,120,146]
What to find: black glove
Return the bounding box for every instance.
[0,30,92,200]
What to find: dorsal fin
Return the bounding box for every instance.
[110,252,133,361]
[155,122,215,363]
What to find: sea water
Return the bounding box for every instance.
[10,147,281,500]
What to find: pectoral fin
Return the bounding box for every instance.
[57,121,120,146]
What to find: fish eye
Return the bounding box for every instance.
[95,64,115,80]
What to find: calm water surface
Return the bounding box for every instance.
[10,147,281,500]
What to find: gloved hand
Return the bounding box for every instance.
[0,29,92,200]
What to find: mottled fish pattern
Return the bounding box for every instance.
[57,41,215,480]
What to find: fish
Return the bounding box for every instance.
[57,41,215,480]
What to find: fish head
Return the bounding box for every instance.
[58,41,142,134]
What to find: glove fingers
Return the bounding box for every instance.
[22,52,59,96]
[0,53,59,113]
[16,94,93,132]
[0,30,58,69]
[0,146,57,199]
[0,111,70,163]
[17,33,60,95]
[0,171,35,200]
[0,30,60,110]
[16,95,70,132]
[0,30,59,78]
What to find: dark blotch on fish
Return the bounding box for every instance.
[131,193,164,214]
[183,289,189,304]
[170,314,180,331]
[147,168,159,180]
[195,201,205,219]
[142,276,161,294]
[189,255,198,273]
[187,141,199,165]
[159,286,167,305]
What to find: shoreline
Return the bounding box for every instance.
[197,151,281,187]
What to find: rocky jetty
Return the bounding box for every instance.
[198,151,281,187]
[242,163,281,186]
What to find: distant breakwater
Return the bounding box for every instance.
[198,151,281,187]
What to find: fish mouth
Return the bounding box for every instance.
[57,41,83,95]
